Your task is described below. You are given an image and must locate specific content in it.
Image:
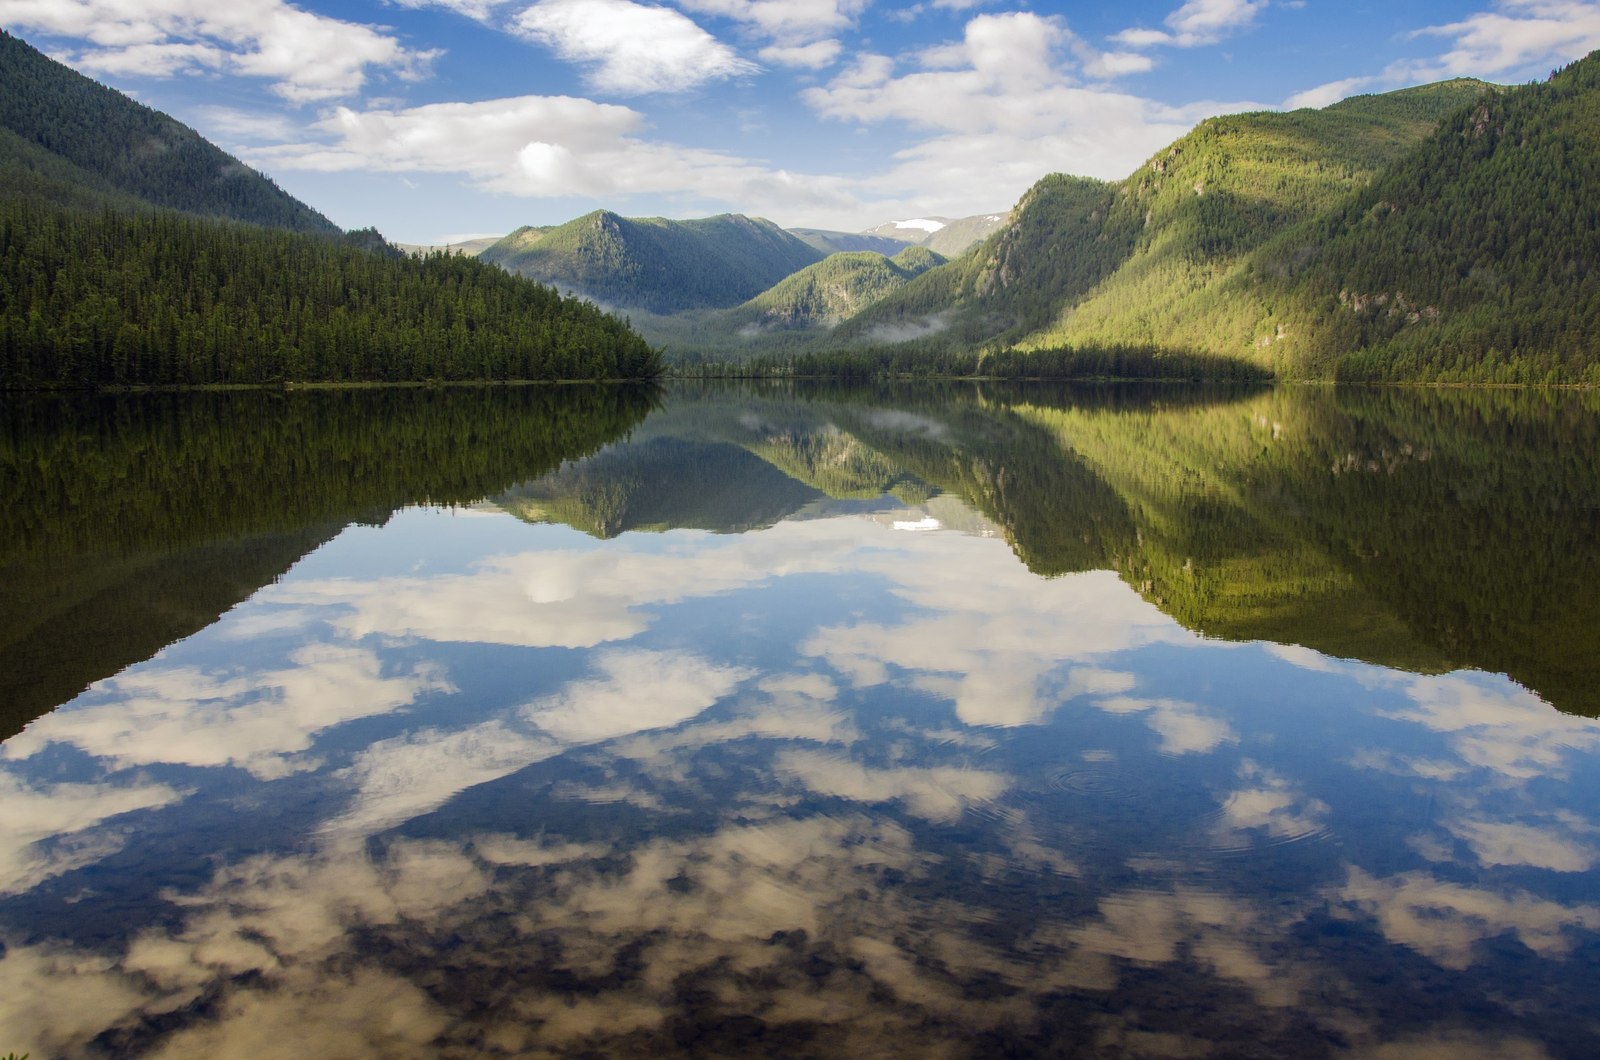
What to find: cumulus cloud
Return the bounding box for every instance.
[269,520,870,649]
[387,0,515,20]
[1114,0,1273,49]
[802,557,1189,730]
[1282,75,1379,110]
[1212,760,1329,847]
[325,648,750,837]
[1447,816,1600,872]
[776,749,1009,821]
[759,38,843,67]
[1284,3,1600,111]
[677,0,867,44]
[3,645,451,780]
[0,773,186,895]
[1405,0,1600,81]
[523,648,753,743]
[0,0,437,101]
[327,720,559,838]
[1337,865,1600,969]
[244,93,864,223]
[802,12,1220,206]
[1382,673,1600,780]
[1094,695,1236,755]
[514,0,757,94]
[1062,885,1308,1009]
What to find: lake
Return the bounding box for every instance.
[3,382,1599,1058]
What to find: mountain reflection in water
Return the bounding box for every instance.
[2,383,1598,1059]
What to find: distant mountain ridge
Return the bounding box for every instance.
[728,245,946,333]
[863,213,1011,257]
[479,210,826,313]
[787,228,918,256]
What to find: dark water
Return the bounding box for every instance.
[3,383,1599,1058]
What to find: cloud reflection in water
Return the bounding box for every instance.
[2,489,1599,1057]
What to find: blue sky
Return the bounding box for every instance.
[5,0,1599,242]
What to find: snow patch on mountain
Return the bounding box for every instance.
[892,218,947,233]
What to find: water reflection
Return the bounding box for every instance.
[2,383,1599,1058]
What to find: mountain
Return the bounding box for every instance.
[787,228,917,256]
[1229,54,1600,383]
[479,211,825,313]
[0,31,659,387]
[864,213,1011,257]
[727,246,946,333]
[840,78,1491,365]
[395,236,502,257]
[0,29,338,232]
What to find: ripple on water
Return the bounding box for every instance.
[1047,766,1144,800]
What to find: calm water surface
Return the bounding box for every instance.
[3,383,1599,1058]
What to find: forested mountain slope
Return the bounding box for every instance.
[0,29,337,232]
[480,211,825,313]
[1227,53,1600,383]
[0,204,661,386]
[0,32,660,386]
[841,79,1490,361]
[729,246,945,332]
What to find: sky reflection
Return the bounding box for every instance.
[4,388,1600,1058]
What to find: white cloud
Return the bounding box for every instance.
[1406,0,1600,81]
[1383,673,1600,780]
[1448,817,1600,872]
[0,773,185,895]
[776,749,1010,821]
[244,93,865,224]
[0,0,437,101]
[759,38,842,67]
[3,645,451,780]
[326,648,750,837]
[328,721,559,838]
[1337,865,1600,969]
[1080,48,1157,79]
[802,557,1190,730]
[387,0,516,20]
[1115,0,1272,49]
[524,648,752,743]
[802,13,1215,206]
[1282,75,1378,110]
[1212,761,1329,847]
[1095,695,1236,755]
[1286,2,1600,111]
[268,522,868,648]
[514,0,757,94]
[676,0,866,44]
[190,104,302,143]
